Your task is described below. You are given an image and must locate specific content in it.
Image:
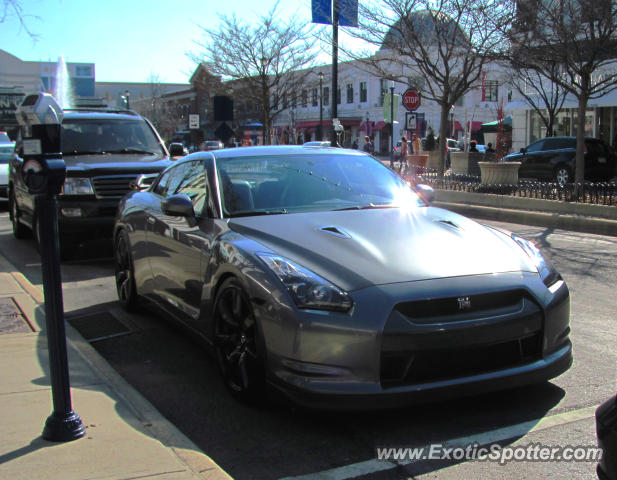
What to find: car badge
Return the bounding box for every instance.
[457,296,472,310]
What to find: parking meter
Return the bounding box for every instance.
[16,93,85,442]
[16,93,66,195]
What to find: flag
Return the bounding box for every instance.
[311,0,358,27]
[312,0,331,24]
[383,94,400,123]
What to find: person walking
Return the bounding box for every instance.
[363,135,374,154]
[399,136,408,172]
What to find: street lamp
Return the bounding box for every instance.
[124,90,130,109]
[319,72,324,141]
[261,57,268,145]
[389,80,395,168]
[450,106,455,138]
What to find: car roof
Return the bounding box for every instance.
[62,109,142,121]
[178,145,368,163]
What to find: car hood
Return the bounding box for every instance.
[64,152,170,174]
[228,207,536,291]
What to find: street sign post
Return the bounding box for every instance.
[189,114,199,129]
[402,89,420,111]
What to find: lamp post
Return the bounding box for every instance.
[450,106,454,138]
[260,56,268,145]
[389,81,394,168]
[319,72,324,141]
[124,90,130,109]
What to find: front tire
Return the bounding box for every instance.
[114,229,138,311]
[9,190,30,239]
[212,278,265,404]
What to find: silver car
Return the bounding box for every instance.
[114,146,572,409]
[0,142,14,199]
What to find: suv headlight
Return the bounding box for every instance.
[511,234,560,287]
[257,253,353,312]
[62,177,94,195]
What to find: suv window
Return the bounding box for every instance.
[62,118,163,155]
[586,140,609,157]
[525,139,545,153]
[542,138,575,151]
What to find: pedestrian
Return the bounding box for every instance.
[412,134,421,156]
[469,141,478,152]
[486,142,495,153]
[352,140,358,149]
[363,136,374,154]
[399,136,408,171]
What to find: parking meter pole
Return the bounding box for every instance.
[16,94,85,442]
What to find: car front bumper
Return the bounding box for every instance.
[258,272,572,410]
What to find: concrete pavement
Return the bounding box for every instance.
[0,253,231,480]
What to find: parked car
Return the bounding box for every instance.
[203,140,224,151]
[303,141,331,147]
[113,145,571,408]
[446,138,461,152]
[502,136,617,185]
[9,108,172,259]
[0,141,14,199]
[596,392,617,480]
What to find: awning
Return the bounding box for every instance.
[454,121,463,131]
[339,118,361,126]
[373,121,388,131]
[295,120,321,128]
[467,121,483,132]
[480,116,512,133]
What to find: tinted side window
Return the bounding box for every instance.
[152,163,191,197]
[586,141,608,157]
[542,138,575,150]
[174,161,207,215]
[525,140,544,153]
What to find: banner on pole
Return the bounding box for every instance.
[311,0,358,27]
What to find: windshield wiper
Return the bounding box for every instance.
[229,208,288,217]
[105,148,157,154]
[334,203,397,211]
[63,150,107,155]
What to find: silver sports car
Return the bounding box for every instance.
[114,146,572,409]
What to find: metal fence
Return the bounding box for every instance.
[404,169,617,206]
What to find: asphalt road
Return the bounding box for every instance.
[0,204,615,480]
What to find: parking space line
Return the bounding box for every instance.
[279,404,599,480]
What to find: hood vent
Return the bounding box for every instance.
[436,219,460,230]
[319,226,351,239]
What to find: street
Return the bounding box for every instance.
[0,204,615,480]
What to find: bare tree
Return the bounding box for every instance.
[2,0,39,39]
[508,0,617,183]
[191,2,319,144]
[346,0,513,175]
[506,62,569,137]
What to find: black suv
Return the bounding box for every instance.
[9,108,176,259]
[503,136,617,185]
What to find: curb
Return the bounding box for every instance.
[1,253,231,480]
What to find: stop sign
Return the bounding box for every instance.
[403,89,420,111]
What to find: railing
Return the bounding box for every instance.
[405,169,617,206]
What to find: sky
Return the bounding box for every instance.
[0,0,351,84]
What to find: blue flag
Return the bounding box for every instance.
[311,0,358,27]
[312,0,331,25]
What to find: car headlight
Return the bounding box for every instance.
[62,177,94,195]
[511,234,560,287]
[257,253,353,312]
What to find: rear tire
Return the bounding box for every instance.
[554,166,571,186]
[9,190,30,239]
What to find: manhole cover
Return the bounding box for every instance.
[69,311,131,342]
[0,297,32,334]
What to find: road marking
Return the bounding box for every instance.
[279,405,599,480]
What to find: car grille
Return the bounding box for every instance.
[380,332,542,388]
[92,175,137,198]
[381,289,543,388]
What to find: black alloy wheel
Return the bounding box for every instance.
[9,191,30,239]
[114,230,138,311]
[213,278,264,403]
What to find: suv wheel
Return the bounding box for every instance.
[9,190,31,239]
[554,166,571,186]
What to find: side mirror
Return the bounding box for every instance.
[415,184,435,204]
[169,142,185,158]
[520,148,526,154]
[161,194,195,218]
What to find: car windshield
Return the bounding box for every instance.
[216,152,425,217]
[0,145,13,164]
[61,118,163,155]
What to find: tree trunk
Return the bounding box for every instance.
[575,95,588,184]
[438,105,450,177]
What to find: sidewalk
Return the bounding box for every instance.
[0,254,231,480]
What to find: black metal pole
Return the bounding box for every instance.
[330,0,339,147]
[319,74,324,141]
[389,84,394,168]
[38,193,86,442]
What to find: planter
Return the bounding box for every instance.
[450,152,485,175]
[406,154,428,174]
[478,161,521,185]
[423,150,441,170]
